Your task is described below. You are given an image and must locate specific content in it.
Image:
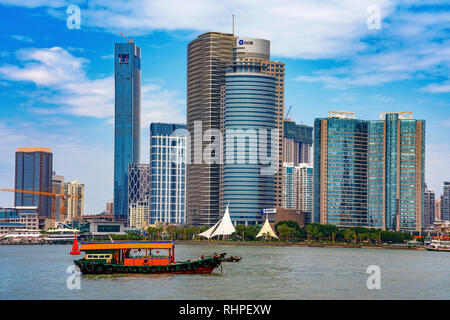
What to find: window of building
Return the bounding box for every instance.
[118,54,129,63]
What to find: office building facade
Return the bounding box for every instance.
[424,185,435,229]
[186,32,235,226]
[15,147,53,219]
[283,119,313,165]
[150,123,186,224]
[220,58,277,225]
[442,182,450,221]
[314,112,425,231]
[260,60,285,209]
[52,173,64,221]
[282,163,313,212]
[64,180,85,221]
[128,163,150,213]
[114,42,141,220]
[129,200,149,229]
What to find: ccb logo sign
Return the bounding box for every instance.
[238,39,254,46]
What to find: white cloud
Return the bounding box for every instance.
[141,82,186,126]
[1,0,395,59]
[421,81,450,94]
[0,47,185,121]
[10,35,34,43]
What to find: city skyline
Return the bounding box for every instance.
[0,1,448,213]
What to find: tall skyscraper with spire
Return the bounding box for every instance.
[114,42,141,221]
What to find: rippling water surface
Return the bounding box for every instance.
[0,244,448,299]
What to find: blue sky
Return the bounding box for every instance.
[0,0,448,213]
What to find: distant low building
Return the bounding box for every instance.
[0,206,39,231]
[129,200,149,229]
[432,220,450,235]
[84,221,126,237]
[105,201,114,216]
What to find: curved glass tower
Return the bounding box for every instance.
[222,64,277,225]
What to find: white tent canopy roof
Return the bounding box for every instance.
[256,215,278,239]
[198,220,220,239]
[197,202,236,239]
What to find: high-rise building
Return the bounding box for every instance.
[114,42,141,221]
[219,39,278,225]
[186,32,234,226]
[150,123,186,224]
[282,163,314,223]
[435,196,442,221]
[282,163,298,210]
[128,163,150,211]
[15,147,53,219]
[424,184,435,229]
[442,182,450,221]
[298,163,313,222]
[64,180,84,221]
[283,119,313,165]
[314,111,425,231]
[52,172,64,221]
[260,60,285,209]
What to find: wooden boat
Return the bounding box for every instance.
[73,241,232,274]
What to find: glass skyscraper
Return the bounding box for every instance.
[150,123,186,224]
[186,32,235,227]
[314,112,425,231]
[15,147,53,218]
[220,61,277,225]
[114,42,141,221]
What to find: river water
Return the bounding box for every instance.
[0,244,448,299]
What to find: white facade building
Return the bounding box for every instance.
[282,163,313,221]
[150,123,186,224]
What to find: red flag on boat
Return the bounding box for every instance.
[70,235,81,255]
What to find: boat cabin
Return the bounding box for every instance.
[79,241,175,266]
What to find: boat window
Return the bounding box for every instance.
[86,254,111,259]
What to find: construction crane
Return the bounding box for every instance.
[0,188,82,228]
[121,33,133,43]
[285,105,293,120]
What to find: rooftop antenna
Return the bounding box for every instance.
[232,14,235,35]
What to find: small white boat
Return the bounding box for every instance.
[425,238,450,252]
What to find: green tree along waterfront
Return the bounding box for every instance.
[88,222,414,244]
[88,222,415,245]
